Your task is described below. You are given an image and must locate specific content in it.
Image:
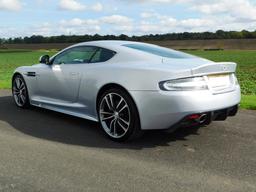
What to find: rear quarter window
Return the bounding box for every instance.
[123,44,195,59]
[90,48,116,63]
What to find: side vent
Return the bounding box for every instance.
[26,72,36,77]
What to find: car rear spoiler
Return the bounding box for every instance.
[191,62,237,76]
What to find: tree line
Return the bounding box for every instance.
[1,30,256,44]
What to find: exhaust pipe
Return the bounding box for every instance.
[187,113,208,124]
[197,114,207,124]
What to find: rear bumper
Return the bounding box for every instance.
[174,105,238,129]
[129,85,241,130]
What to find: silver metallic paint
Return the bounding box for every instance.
[13,41,241,130]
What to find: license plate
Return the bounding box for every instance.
[207,74,231,89]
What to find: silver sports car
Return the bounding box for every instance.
[12,41,241,141]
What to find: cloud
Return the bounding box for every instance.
[60,18,100,27]
[59,15,133,29]
[128,0,256,21]
[127,0,256,34]
[91,2,103,12]
[191,0,256,21]
[91,12,213,35]
[0,0,22,11]
[59,0,86,11]
[2,0,256,37]
[138,10,255,34]
[141,11,161,19]
[59,0,103,12]
[126,0,191,3]
[56,15,133,35]
[27,20,101,36]
[180,18,214,28]
[100,15,133,25]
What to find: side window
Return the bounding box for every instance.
[90,48,116,63]
[52,46,98,65]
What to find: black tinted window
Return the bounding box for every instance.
[90,48,116,63]
[123,44,195,59]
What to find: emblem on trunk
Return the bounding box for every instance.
[221,65,228,71]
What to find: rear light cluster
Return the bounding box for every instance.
[159,76,208,91]
[159,73,239,93]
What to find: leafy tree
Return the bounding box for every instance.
[1,30,256,44]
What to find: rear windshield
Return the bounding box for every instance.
[123,44,195,59]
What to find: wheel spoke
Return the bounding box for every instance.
[20,94,26,104]
[113,119,117,136]
[13,88,19,95]
[109,118,116,132]
[102,115,115,121]
[13,86,18,91]
[117,120,128,132]
[119,117,129,126]
[17,95,22,105]
[14,95,19,102]
[15,78,20,89]
[100,111,113,115]
[104,96,112,110]
[116,97,124,110]
[21,87,26,92]
[19,82,25,90]
[109,94,114,109]
[118,104,128,113]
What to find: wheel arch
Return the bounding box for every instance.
[12,72,23,83]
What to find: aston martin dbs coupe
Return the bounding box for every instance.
[12,40,241,141]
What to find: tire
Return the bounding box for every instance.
[12,74,30,108]
[98,88,143,142]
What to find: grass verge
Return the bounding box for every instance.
[240,95,256,110]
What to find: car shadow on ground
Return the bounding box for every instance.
[0,96,201,149]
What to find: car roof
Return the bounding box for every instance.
[66,40,198,62]
[53,40,160,63]
[74,40,151,51]
[76,40,143,46]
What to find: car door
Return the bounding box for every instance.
[36,46,98,104]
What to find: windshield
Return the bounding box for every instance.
[123,44,195,59]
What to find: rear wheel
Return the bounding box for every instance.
[12,74,30,108]
[98,88,143,142]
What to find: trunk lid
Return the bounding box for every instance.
[161,57,237,76]
[161,58,238,94]
[191,62,237,76]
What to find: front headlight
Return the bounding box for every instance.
[159,76,208,91]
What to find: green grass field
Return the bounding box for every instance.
[0,49,255,110]
[0,50,57,88]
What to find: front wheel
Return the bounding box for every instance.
[98,88,143,142]
[12,74,30,108]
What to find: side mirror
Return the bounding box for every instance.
[39,55,50,64]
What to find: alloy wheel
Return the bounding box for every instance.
[99,93,131,139]
[13,77,27,107]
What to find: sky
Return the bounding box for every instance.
[0,0,256,38]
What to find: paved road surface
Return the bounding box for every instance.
[0,90,255,192]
